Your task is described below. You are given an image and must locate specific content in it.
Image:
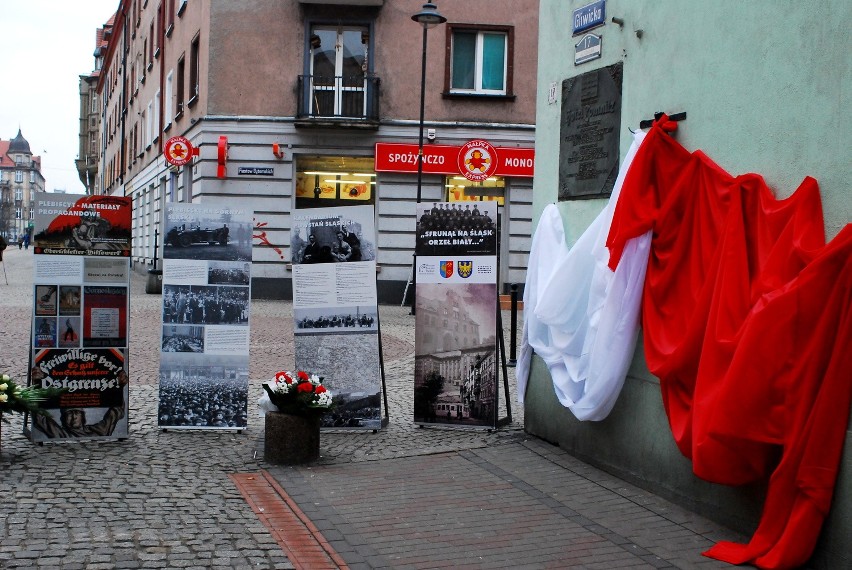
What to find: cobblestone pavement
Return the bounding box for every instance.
[0,247,747,569]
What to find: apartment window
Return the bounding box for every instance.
[165,71,174,127]
[446,25,512,96]
[29,171,35,183]
[146,101,154,147]
[15,171,23,183]
[153,90,161,142]
[177,0,187,17]
[176,55,185,117]
[15,187,23,201]
[149,21,155,64]
[15,207,22,219]
[188,33,200,106]
[166,0,175,35]
[155,3,163,55]
[15,155,23,165]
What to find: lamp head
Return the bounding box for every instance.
[412,2,447,29]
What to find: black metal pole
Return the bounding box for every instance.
[153,229,159,270]
[508,283,518,366]
[411,23,428,315]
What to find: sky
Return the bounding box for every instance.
[0,0,119,194]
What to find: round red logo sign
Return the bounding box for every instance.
[164,136,195,166]
[457,139,498,182]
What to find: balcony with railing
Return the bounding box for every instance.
[296,74,380,129]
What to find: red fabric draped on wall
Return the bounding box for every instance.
[606,121,852,569]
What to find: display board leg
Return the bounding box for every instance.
[497,309,513,425]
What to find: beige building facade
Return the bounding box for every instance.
[0,130,45,243]
[93,0,538,301]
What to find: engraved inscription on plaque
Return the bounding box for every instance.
[558,62,623,200]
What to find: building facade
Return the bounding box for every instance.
[76,17,112,195]
[91,0,538,301]
[526,1,851,568]
[0,130,45,242]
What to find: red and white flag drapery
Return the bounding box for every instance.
[521,117,852,569]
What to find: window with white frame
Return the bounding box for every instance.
[15,171,23,183]
[165,71,173,125]
[146,100,154,146]
[189,33,200,105]
[153,90,161,141]
[29,171,35,183]
[15,187,23,201]
[15,207,22,219]
[447,24,512,96]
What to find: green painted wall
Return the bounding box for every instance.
[529,1,851,567]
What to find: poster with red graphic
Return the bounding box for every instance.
[29,193,131,443]
[32,192,131,256]
[413,201,498,428]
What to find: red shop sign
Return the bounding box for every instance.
[164,136,197,166]
[375,142,534,177]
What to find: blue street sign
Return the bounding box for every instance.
[573,0,606,35]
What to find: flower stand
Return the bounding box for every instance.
[263,411,320,465]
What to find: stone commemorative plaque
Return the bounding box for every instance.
[558,62,623,200]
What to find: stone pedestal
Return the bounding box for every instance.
[263,411,320,465]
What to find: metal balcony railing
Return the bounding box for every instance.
[297,74,380,121]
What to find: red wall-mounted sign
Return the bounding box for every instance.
[374,142,534,178]
[164,136,197,166]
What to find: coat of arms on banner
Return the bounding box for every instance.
[440,260,454,278]
[458,261,473,278]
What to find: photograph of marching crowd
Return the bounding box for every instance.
[162,284,249,326]
[162,325,205,353]
[294,306,378,334]
[157,354,249,429]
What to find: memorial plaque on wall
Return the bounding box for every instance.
[558,62,623,200]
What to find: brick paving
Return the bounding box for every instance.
[0,246,748,569]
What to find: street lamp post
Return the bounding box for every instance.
[410,2,446,314]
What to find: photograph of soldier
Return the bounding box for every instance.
[415,200,498,256]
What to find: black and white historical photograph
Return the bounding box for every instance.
[294,306,378,334]
[208,261,251,285]
[163,204,253,261]
[295,332,382,430]
[415,200,498,256]
[414,283,498,427]
[161,325,205,353]
[157,353,249,429]
[291,205,376,264]
[162,284,249,326]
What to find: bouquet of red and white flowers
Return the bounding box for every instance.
[260,370,333,416]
